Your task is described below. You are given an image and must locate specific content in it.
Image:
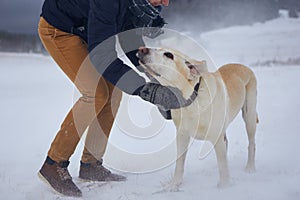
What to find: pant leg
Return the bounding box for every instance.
[38,17,113,162]
[81,82,122,163]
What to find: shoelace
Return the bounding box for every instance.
[57,167,72,181]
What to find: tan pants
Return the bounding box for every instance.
[38,17,122,163]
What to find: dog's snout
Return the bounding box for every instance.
[137,47,150,60]
[138,47,149,55]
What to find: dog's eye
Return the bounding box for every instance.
[164,52,174,60]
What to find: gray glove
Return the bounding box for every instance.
[158,107,172,120]
[145,73,172,120]
[138,83,193,111]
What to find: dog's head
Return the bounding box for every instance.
[137,47,207,90]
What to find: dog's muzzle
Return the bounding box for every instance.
[136,47,161,77]
[137,47,149,62]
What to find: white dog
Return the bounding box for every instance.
[137,47,259,187]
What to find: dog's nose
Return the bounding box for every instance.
[137,47,149,60]
[138,47,149,55]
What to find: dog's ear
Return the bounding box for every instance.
[185,60,207,80]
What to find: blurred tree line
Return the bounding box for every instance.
[0,31,46,54]
[163,0,300,32]
[0,0,299,53]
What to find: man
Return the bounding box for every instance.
[38,0,190,197]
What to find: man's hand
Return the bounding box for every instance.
[138,83,192,110]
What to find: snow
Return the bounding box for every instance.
[199,17,300,67]
[0,17,300,199]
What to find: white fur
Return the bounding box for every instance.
[138,48,259,187]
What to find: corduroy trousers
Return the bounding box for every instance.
[38,17,122,163]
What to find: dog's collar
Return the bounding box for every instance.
[183,76,202,106]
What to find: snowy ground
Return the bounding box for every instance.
[0,17,300,199]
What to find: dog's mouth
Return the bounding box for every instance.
[138,60,161,77]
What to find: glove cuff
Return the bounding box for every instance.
[132,85,145,95]
[138,83,159,102]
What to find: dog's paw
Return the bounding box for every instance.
[166,183,182,192]
[245,165,256,173]
[217,180,230,188]
[163,179,182,191]
[153,181,182,194]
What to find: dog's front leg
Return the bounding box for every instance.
[172,132,191,186]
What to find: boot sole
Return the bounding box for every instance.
[78,177,110,183]
[78,176,127,182]
[78,177,94,182]
[37,172,82,198]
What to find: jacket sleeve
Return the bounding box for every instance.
[88,0,146,95]
[118,26,146,72]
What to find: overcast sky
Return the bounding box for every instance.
[0,0,44,34]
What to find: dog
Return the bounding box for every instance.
[137,47,258,187]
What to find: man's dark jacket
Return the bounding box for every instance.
[41,0,149,94]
